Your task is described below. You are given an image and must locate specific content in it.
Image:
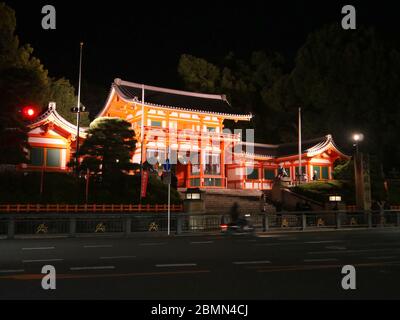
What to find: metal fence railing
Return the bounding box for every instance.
[0,210,399,239]
[0,204,183,213]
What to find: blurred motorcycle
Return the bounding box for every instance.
[220,214,255,235]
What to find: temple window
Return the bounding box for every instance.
[30,147,44,166]
[29,147,61,168]
[322,166,329,179]
[312,166,330,179]
[295,166,306,176]
[204,178,222,187]
[151,120,162,127]
[46,149,61,167]
[203,153,220,175]
[263,168,275,180]
[246,167,259,180]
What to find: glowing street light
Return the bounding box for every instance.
[352,133,364,143]
[352,133,364,153]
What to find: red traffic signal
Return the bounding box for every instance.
[21,106,38,119]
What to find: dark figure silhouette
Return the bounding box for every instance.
[230,202,240,223]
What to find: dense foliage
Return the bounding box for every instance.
[178,25,400,174]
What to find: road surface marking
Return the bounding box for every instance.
[367,256,397,260]
[190,241,214,244]
[83,245,113,248]
[304,241,344,244]
[0,270,211,280]
[233,260,271,265]
[70,266,115,271]
[0,269,25,274]
[254,243,284,246]
[309,248,400,255]
[139,242,167,246]
[325,246,347,250]
[256,235,283,238]
[100,256,136,260]
[22,259,63,263]
[257,261,400,273]
[156,263,197,268]
[22,247,55,250]
[303,258,339,263]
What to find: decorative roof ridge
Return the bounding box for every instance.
[113,85,252,118]
[114,78,227,101]
[239,141,279,148]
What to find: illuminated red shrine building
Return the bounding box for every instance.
[22,102,86,172]
[24,79,349,190]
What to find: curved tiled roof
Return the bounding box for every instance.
[239,135,349,159]
[28,102,86,138]
[105,78,252,118]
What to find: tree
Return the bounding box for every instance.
[0,3,49,164]
[286,24,400,171]
[0,3,91,164]
[178,51,284,141]
[45,77,90,126]
[178,24,400,174]
[78,117,137,185]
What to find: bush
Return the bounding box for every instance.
[0,171,181,204]
[290,180,355,204]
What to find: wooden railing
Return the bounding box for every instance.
[0,204,183,213]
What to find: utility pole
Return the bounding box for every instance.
[298,107,302,184]
[139,84,145,207]
[75,42,84,174]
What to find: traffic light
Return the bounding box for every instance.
[21,106,38,120]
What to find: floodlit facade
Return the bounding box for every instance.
[23,79,349,190]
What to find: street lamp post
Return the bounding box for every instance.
[352,133,366,210]
[73,42,84,174]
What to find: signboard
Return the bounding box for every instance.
[163,159,171,172]
[141,170,149,198]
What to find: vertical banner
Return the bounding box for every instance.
[141,170,149,198]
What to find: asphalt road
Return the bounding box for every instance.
[0,229,400,300]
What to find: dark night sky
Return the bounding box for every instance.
[4,0,400,111]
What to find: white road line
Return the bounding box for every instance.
[83,245,113,248]
[303,258,339,262]
[139,242,167,246]
[0,269,25,273]
[22,247,55,250]
[190,241,214,244]
[325,246,347,250]
[305,241,344,244]
[70,266,115,271]
[156,263,197,268]
[233,260,271,265]
[22,259,64,263]
[100,256,136,260]
[367,256,397,260]
[309,248,400,255]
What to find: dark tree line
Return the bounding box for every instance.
[0,2,90,164]
[178,24,400,174]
